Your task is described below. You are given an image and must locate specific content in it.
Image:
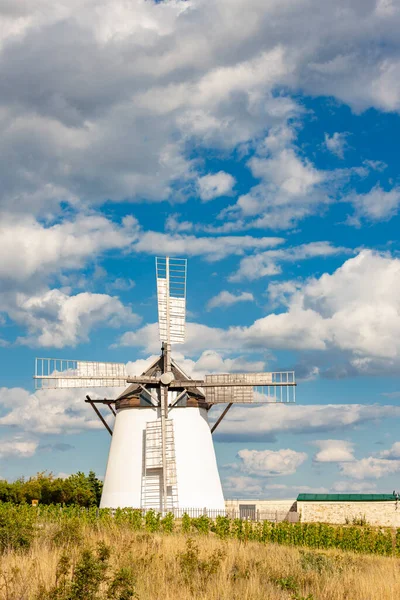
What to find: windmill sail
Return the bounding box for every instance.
[34,358,127,389]
[203,371,296,404]
[156,257,187,344]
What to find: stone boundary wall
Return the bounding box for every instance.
[298,500,400,527]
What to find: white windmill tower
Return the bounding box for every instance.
[34,257,296,512]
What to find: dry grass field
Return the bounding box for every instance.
[0,523,398,600]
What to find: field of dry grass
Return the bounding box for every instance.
[1,522,399,600]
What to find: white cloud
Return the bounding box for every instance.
[0,213,139,285]
[313,439,355,463]
[207,291,254,310]
[339,457,400,480]
[223,140,328,231]
[133,231,284,262]
[0,386,122,435]
[123,250,400,374]
[165,214,193,233]
[230,241,348,281]
[2,288,139,348]
[1,0,400,219]
[380,442,400,459]
[347,185,400,225]
[236,448,307,476]
[117,250,400,378]
[324,132,348,158]
[331,480,378,492]
[0,437,38,459]
[213,403,400,442]
[223,475,264,496]
[127,349,265,381]
[106,278,135,292]
[197,171,236,202]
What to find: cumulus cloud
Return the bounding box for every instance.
[324,132,348,158]
[165,214,193,233]
[214,404,400,443]
[1,0,400,219]
[379,442,400,459]
[339,457,400,480]
[0,214,139,287]
[207,291,254,310]
[312,439,355,463]
[128,349,265,381]
[346,185,400,225]
[197,172,236,201]
[331,480,378,492]
[2,288,139,348]
[236,448,307,476]
[0,386,121,435]
[133,231,284,261]
[230,241,349,281]
[223,475,264,496]
[122,251,400,376]
[221,127,328,230]
[0,437,38,459]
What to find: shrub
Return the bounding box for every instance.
[0,503,35,553]
[161,512,175,534]
[145,510,160,533]
[191,515,210,535]
[106,567,137,600]
[181,513,191,534]
[52,517,83,547]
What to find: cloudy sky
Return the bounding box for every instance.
[2,0,400,499]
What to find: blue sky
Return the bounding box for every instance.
[1,0,400,498]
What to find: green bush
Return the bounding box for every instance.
[0,503,35,553]
[181,513,191,534]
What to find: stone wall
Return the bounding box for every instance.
[297,500,400,527]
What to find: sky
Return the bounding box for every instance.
[1,0,400,499]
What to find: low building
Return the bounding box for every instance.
[225,493,400,526]
[297,493,400,527]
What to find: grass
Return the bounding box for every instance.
[1,520,400,599]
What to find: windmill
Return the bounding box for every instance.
[34,257,296,512]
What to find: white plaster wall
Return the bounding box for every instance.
[100,405,225,510]
[173,407,225,509]
[100,406,158,509]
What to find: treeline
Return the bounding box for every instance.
[0,472,103,506]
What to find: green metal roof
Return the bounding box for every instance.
[297,493,398,502]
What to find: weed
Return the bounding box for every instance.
[274,575,299,593]
[178,538,226,585]
[106,567,137,600]
[191,515,210,535]
[0,503,35,553]
[144,510,160,533]
[161,512,174,534]
[181,512,191,534]
[52,518,83,547]
[300,550,333,574]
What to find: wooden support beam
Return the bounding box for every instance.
[108,404,116,417]
[211,403,233,434]
[86,395,113,436]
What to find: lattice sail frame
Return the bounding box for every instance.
[203,372,296,404]
[34,358,127,389]
[156,257,187,344]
